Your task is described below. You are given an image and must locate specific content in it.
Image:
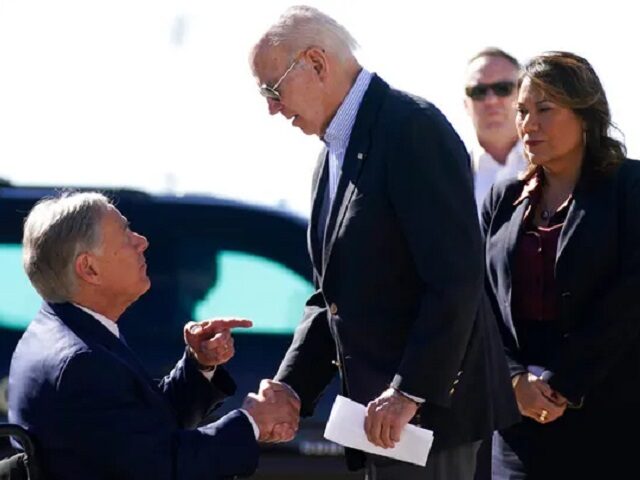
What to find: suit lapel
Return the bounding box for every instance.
[321,74,388,277]
[555,198,585,265]
[49,302,161,394]
[555,176,606,276]
[502,198,528,342]
[308,150,329,278]
[322,151,365,274]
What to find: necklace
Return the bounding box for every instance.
[540,208,551,220]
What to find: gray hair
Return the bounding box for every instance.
[256,5,358,62]
[22,192,111,303]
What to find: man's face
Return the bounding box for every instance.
[252,45,330,137]
[92,206,150,305]
[464,56,519,142]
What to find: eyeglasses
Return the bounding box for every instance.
[259,58,299,101]
[465,81,516,101]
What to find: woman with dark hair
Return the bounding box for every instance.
[482,51,640,478]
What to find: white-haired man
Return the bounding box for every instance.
[8,192,299,479]
[250,6,519,480]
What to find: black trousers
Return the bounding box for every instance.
[492,413,638,480]
[365,441,482,480]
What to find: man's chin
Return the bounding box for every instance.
[137,278,152,298]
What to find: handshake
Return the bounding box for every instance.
[183,319,301,443]
[242,379,301,443]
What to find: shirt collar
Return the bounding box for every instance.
[323,68,372,150]
[73,303,120,338]
[513,167,574,213]
[514,169,542,206]
[471,140,525,172]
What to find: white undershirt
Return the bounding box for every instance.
[471,141,527,215]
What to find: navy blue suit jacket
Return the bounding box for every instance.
[482,159,640,411]
[275,75,519,466]
[8,302,258,480]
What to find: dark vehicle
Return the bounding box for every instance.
[0,185,355,479]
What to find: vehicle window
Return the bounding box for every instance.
[0,243,40,331]
[194,250,313,334]
[0,243,313,335]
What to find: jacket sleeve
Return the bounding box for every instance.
[55,351,259,480]
[157,349,236,429]
[387,108,484,407]
[274,289,338,416]
[547,172,640,402]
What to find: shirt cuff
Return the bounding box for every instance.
[239,409,260,440]
[393,387,425,404]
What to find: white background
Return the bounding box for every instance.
[1,0,637,215]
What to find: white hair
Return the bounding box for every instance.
[256,5,359,62]
[22,192,110,303]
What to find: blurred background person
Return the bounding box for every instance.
[482,51,640,479]
[465,48,527,214]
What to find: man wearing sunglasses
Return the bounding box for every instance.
[249,6,518,480]
[464,48,527,214]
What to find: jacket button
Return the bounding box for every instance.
[329,303,338,315]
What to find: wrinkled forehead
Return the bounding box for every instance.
[465,56,519,85]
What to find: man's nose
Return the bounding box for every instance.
[134,233,149,252]
[482,90,500,104]
[267,97,283,116]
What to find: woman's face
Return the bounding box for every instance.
[516,76,585,171]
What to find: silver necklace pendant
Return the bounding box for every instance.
[541,209,551,220]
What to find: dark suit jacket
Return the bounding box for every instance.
[274,75,519,465]
[482,159,640,412]
[8,302,258,480]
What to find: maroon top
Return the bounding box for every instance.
[511,171,572,322]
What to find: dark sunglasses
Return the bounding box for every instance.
[465,81,515,101]
[259,58,299,101]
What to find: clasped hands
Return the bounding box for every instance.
[513,372,569,424]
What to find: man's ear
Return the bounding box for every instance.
[463,97,471,115]
[75,253,100,285]
[306,47,328,78]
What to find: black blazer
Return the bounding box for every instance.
[275,75,519,461]
[8,302,258,479]
[482,159,640,411]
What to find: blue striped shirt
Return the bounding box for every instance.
[323,68,372,204]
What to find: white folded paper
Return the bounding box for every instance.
[323,395,434,467]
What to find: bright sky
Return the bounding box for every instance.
[1,0,638,216]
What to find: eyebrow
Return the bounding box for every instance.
[517,100,552,106]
